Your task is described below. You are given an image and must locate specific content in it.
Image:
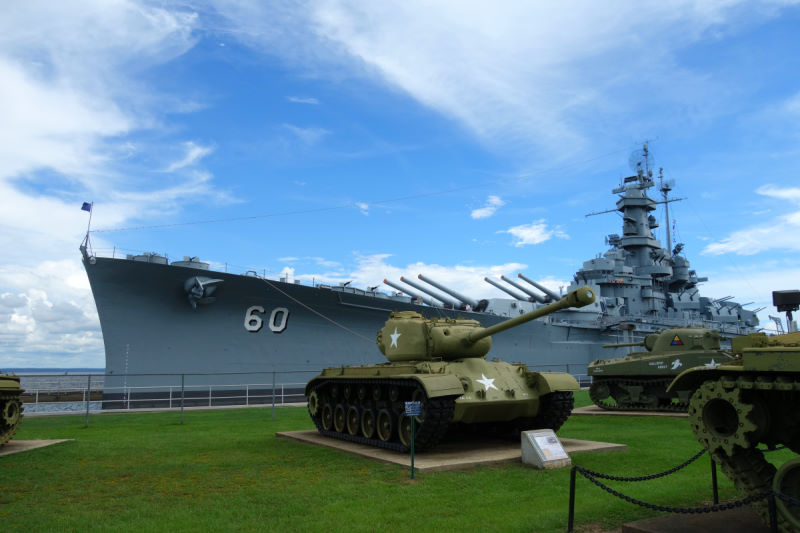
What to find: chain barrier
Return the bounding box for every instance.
[566,449,800,533]
[575,448,706,482]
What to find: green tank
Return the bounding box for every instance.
[1,372,24,445]
[587,328,737,411]
[305,286,596,452]
[668,330,800,531]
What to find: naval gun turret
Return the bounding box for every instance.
[305,286,595,452]
[587,327,737,411]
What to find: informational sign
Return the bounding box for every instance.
[404,401,422,417]
[521,429,571,469]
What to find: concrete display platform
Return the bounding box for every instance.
[0,439,73,457]
[621,505,769,532]
[277,430,626,472]
[572,405,688,418]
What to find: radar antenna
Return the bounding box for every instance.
[628,143,654,179]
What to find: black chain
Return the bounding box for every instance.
[774,490,800,508]
[575,448,707,482]
[576,467,771,514]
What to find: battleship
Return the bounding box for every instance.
[82,146,760,403]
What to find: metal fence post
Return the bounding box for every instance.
[567,466,577,532]
[180,374,185,425]
[246,384,249,406]
[769,492,778,533]
[84,375,92,428]
[271,371,276,420]
[711,456,719,504]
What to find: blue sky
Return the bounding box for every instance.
[1,0,799,368]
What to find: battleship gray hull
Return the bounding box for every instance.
[83,253,607,400]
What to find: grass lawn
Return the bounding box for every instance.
[0,391,757,532]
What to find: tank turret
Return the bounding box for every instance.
[1,372,24,445]
[305,287,596,452]
[377,286,595,362]
[588,327,734,411]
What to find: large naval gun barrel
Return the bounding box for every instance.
[417,273,479,309]
[399,276,460,308]
[484,276,528,301]
[377,286,595,362]
[517,273,560,301]
[500,275,547,303]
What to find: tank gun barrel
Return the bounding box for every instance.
[500,275,547,303]
[516,273,560,301]
[466,286,595,344]
[602,341,645,349]
[383,279,438,307]
[399,276,460,308]
[417,274,479,308]
[484,277,528,301]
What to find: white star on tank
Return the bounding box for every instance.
[476,373,498,391]
[704,359,719,369]
[390,328,401,348]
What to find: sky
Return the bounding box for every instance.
[1,0,800,368]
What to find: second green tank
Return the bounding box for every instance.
[587,327,737,411]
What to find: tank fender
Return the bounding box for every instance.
[411,374,464,398]
[527,372,579,394]
[667,367,724,393]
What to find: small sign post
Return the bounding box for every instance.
[404,401,422,479]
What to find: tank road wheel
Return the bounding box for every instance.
[411,388,426,424]
[333,404,347,433]
[377,409,394,442]
[357,385,368,403]
[307,390,321,417]
[688,381,766,457]
[372,385,382,401]
[774,458,800,531]
[321,403,334,431]
[346,405,361,436]
[589,380,611,409]
[389,386,400,403]
[2,399,22,426]
[361,409,376,439]
[343,384,353,401]
[398,416,414,448]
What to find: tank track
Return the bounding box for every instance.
[528,391,574,432]
[307,378,457,453]
[589,377,688,412]
[688,375,800,532]
[0,391,24,446]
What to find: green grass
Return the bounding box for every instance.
[0,392,757,532]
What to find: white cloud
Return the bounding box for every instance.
[283,123,330,145]
[166,141,214,172]
[470,195,505,219]
[703,184,800,255]
[500,219,569,247]
[356,202,369,215]
[287,96,320,104]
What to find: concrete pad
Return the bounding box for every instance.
[621,505,768,532]
[0,439,73,457]
[277,430,626,472]
[572,405,688,418]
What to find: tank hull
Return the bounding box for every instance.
[305,359,578,451]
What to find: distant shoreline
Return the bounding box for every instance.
[5,368,105,373]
